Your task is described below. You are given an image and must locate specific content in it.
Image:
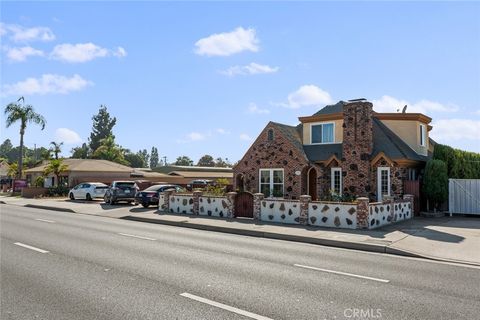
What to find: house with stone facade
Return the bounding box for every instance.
[233,99,434,202]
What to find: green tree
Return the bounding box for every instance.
[88,105,117,152]
[4,97,46,178]
[0,139,13,158]
[197,154,215,167]
[215,157,231,168]
[137,149,149,167]
[124,152,145,168]
[423,159,448,212]
[71,143,90,159]
[92,135,128,165]
[43,159,69,186]
[150,147,159,168]
[49,141,63,160]
[174,156,193,166]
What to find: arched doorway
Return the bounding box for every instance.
[235,174,245,192]
[307,167,317,201]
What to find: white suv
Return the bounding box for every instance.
[69,182,109,201]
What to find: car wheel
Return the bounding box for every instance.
[142,203,149,208]
[104,195,108,203]
[69,193,75,200]
[86,193,92,201]
[109,197,115,205]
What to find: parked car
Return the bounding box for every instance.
[186,179,215,191]
[135,184,184,208]
[69,182,109,201]
[104,181,139,205]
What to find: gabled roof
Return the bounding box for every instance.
[25,159,135,173]
[312,101,345,116]
[269,121,308,160]
[372,117,429,162]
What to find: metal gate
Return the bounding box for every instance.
[404,180,420,216]
[449,179,480,215]
[235,192,254,218]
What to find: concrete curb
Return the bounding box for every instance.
[24,204,76,213]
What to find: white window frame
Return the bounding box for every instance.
[330,167,342,195]
[259,168,284,198]
[419,124,426,147]
[310,122,335,145]
[377,167,391,202]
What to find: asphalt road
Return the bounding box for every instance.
[1,204,479,320]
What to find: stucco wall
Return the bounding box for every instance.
[260,199,301,224]
[308,202,357,229]
[169,194,194,214]
[199,196,229,218]
[302,119,344,145]
[381,120,429,156]
[368,200,412,229]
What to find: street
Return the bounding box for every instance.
[1,204,479,320]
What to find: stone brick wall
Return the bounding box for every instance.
[341,101,373,198]
[371,157,409,200]
[233,123,309,199]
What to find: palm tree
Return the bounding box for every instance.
[4,97,46,178]
[50,141,64,160]
[92,135,128,165]
[43,159,69,187]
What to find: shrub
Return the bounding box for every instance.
[34,176,45,187]
[46,186,70,197]
[422,159,448,211]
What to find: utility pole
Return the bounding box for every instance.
[163,156,167,166]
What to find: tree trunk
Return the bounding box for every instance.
[18,128,25,179]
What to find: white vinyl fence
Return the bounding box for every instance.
[449,179,480,215]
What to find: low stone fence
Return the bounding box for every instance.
[21,187,48,198]
[158,190,413,230]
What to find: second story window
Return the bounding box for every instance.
[311,123,334,144]
[267,129,274,141]
[419,124,426,147]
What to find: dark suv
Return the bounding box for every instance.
[104,181,138,205]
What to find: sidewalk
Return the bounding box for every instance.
[2,196,479,266]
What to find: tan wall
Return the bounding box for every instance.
[303,119,344,144]
[381,120,429,156]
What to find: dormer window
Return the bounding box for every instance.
[419,124,426,147]
[311,123,334,144]
[267,129,274,141]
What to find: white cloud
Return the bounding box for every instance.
[216,128,230,135]
[431,119,480,142]
[372,95,459,113]
[50,43,127,63]
[1,23,55,42]
[2,74,93,96]
[55,128,82,144]
[276,85,333,109]
[221,62,278,76]
[247,103,270,114]
[240,133,252,141]
[194,27,259,57]
[5,46,44,62]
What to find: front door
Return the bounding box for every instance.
[308,168,317,201]
[377,167,391,202]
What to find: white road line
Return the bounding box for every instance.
[118,233,156,241]
[14,242,49,254]
[294,264,390,283]
[35,218,55,223]
[180,292,273,320]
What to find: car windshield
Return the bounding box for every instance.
[116,183,135,188]
[144,185,171,192]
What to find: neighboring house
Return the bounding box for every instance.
[24,159,172,187]
[153,165,233,185]
[233,99,433,201]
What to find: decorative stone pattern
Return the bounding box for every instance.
[158,194,166,211]
[260,199,301,224]
[198,196,229,218]
[341,101,373,198]
[356,197,369,229]
[253,193,264,220]
[226,192,237,218]
[308,202,357,229]
[169,195,194,214]
[299,195,311,225]
[193,191,203,215]
[370,158,409,199]
[232,124,309,199]
[368,200,412,229]
[159,190,174,212]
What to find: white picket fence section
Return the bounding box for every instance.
[449,179,480,215]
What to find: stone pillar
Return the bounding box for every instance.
[161,190,174,213]
[403,194,414,218]
[299,195,311,225]
[253,193,264,221]
[226,192,237,218]
[356,197,370,229]
[383,195,395,219]
[193,191,203,215]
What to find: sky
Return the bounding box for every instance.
[1,1,479,164]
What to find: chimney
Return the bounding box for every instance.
[341,100,373,197]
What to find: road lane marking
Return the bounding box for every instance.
[14,242,49,254]
[118,233,156,241]
[35,218,55,223]
[294,264,390,283]
[180,292,273,320]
